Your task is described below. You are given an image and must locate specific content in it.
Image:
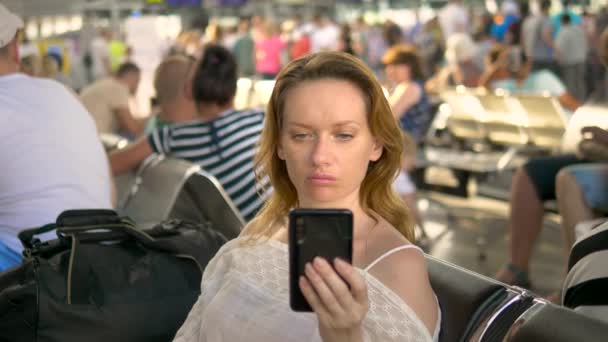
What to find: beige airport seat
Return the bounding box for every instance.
[511,94,568,151]
[474,90,528,147]
[427,88,525,174]
[234,77,253,110]
[249,79,276,108]
[440,87,487,142]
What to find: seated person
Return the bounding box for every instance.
[144,55,199,134]
[425,33,483,94]
[383,44,433,143]
[0,5,113,272]
[110,45,267,221]
[173,51,440,342]
[80,62,146,138]
[556,128,608,251]
[495,30,608,288]
[479,44,581,112]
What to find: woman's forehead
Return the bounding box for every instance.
[281,80,369,125]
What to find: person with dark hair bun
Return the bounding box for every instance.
[110,44,268,221]
[192,44,238,105]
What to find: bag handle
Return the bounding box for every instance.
[18,209,123,250]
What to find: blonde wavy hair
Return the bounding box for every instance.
[244,52,414,242]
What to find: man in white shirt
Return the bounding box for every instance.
[90,29,111,81]
[438,0,469,39]
[310,14,340,53]
[0,4,113,272]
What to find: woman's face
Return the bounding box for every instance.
[277,79,383,209]
[385,63,411,83]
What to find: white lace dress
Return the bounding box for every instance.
[174,238,441,342]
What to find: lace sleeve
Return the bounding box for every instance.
[173,239,239,341]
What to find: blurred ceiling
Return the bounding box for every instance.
[2,0,144,17]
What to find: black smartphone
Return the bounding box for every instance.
[288,208,353,312]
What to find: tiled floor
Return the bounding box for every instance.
[417,191,564,297]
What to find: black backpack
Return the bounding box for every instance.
[0,209,227,342]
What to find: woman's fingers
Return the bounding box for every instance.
[299,276,325,314]
[304,261,344,316]
[334,258,368,304]
[311,257,353,309]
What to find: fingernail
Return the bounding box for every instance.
[314,257,324,267]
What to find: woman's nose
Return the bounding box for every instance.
[311,135,332,166]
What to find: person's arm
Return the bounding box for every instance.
[478,65,502,88]
[109,136,154,175]
[108,161,118,208]
[554,32,564,62]
[479,49,509,88]
[115,106,147,136]
[558,93,581,112]
[389,83,422,119]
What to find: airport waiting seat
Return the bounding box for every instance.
[426,255,505,341]
[234,77,254,110]
[427,255,608,341]
[440,87,487,143]
[509,304,608,342]
[474,90,528,147]
[250,79,276,108]
[511,93,568,151]
[117,155,245,239]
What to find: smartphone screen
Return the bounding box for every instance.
[288,208,353,312]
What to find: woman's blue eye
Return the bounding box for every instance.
[292,133,310,140]
[336,133,354,140]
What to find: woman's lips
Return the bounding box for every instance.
[308,174,336,185]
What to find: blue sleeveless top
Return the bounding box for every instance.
[399,80,432,143]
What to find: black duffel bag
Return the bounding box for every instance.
[0,209,227,342]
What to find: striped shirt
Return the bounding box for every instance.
[563,219,608,324]
[148,108,269,221]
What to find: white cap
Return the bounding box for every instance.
[0,4,24,48]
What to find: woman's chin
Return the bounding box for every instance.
[299,193,345,208]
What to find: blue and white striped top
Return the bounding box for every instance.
[147,108,269,221]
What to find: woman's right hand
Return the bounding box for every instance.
[299,257,369,342]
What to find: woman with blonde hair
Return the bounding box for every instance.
[174,51,441,342]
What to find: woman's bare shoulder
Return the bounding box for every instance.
[356,217,417,267]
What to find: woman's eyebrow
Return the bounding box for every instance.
[286,121,361,128]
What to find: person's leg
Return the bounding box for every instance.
[556,168,595,254]
[496,155,584,285]
[561,64,577,100]
[574,63,587,102]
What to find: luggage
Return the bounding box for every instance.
[0,209,227,342]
